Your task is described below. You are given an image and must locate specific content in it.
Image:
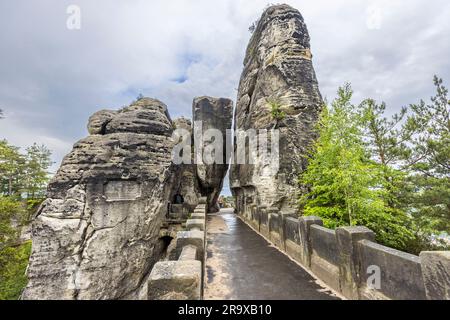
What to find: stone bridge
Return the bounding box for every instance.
[22,4,449,300]
[148,206,449,300]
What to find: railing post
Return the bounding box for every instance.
[280,209,297,252]
[298,216,323,268]
[335,226,375,299]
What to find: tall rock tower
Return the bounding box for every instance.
[230,5,323,214]
[193,97,233,213]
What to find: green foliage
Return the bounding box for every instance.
[23,143,53,201]
[301,78,450,254]
[0,140,25,196]
[0,196,25,248]
[0,108,3,119]
[300,84,415,251]
[0,140,52,201]
[0,241,31,300]
[402,76,450,251]
[0,140,52,299]
[268,99,286,122]
[0,196,30,300]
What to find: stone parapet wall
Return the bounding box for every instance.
[147,200,207,300]
[239,206,450,300]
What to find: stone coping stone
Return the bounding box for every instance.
[191,212,205,219]
[358,239,426,300]
[176,230,205,260]
[148,260,202,300]
[186,219,205,231]
[179,245,198,261]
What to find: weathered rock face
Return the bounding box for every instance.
[230,5,323,212]
[23,98,179,300]
[193,97,233,213]
[171,117,201,212]
[87,110,116,135]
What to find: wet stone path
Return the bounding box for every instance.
[204,209,340,300]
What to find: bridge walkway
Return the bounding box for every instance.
[204,209,340,300]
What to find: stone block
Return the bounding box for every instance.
[280,210,297,251]
[358,240,426,300]
[284,217,302,262]
[259,208,269,238]
[420,251,450,300]
[299,216,323,267]
[335,226,375,299]
[269,213,283,248]
[186,219,205,231]
[310,225,340,292]
[251,207,261,231]
[179,245,198,261]
[171,204,185,214]
[148,260,202,300]
[191,212,205,220]
[176,230,204,260]
[269,213,280,233]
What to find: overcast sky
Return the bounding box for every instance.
[0,0,449,196]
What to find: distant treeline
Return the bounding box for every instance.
[0,134,53,299]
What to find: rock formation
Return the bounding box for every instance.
[23,95,233,299]
[193,97,233,213]
[230,5,323,212]
[23,98,180,300]
[171,117,200,212]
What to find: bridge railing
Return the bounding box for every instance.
[147,198,207,300]
[241,204,449,300]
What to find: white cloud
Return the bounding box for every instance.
[0,0,449,194]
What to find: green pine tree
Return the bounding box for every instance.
[300,84,414,250]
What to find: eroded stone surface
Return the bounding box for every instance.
[420,251,450,300]
[171,118,200,212]
[148,260,202,300]
[23,98,179,300]
[193,97,233,213]
[230,4,323,211]
[87,110,116,135]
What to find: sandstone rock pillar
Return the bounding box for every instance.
[230,4,323,212]
[193,96,233,213]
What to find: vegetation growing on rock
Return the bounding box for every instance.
[268,99,286,122]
